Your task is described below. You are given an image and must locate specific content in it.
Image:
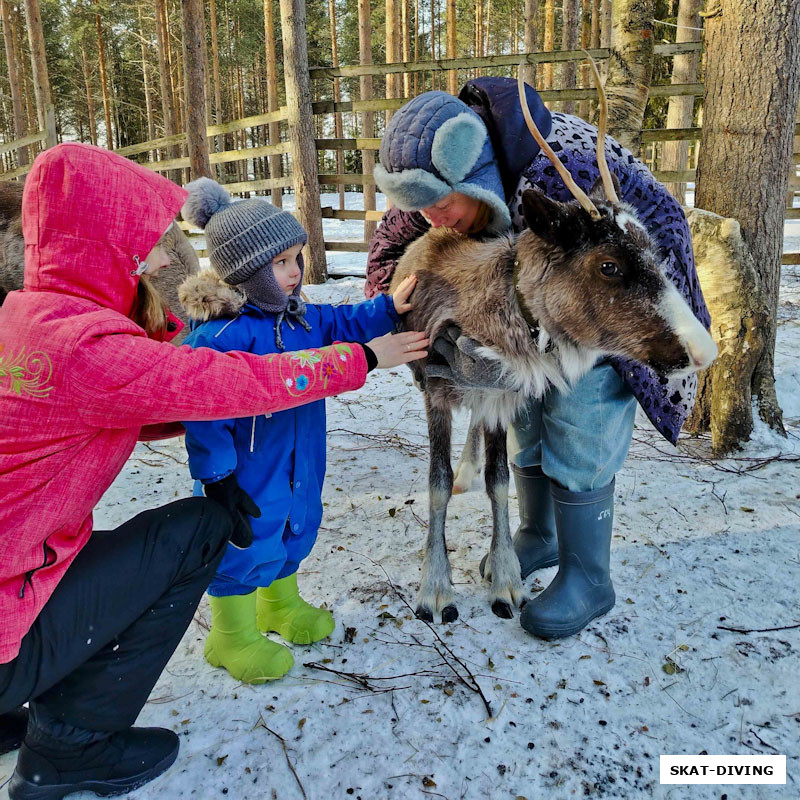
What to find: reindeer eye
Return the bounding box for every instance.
[600,261,621,277]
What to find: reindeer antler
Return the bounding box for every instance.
[517,66,601,220]
[583,50,620,204]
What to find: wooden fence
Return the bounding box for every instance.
[2,44,798,272]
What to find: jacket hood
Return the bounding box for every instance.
[179,268,247,321]
[459,77,553,201]
[22,143,188,316]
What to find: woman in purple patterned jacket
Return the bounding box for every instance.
[365,78,711,640]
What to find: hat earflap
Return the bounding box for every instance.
[373,164,451,211]
[182,177,232,230]
[430,112,488,186]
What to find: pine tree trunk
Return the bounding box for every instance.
[209,0,223,165]
[137,4,156,149]
[543,0,554,90]
[279,0,327,282]
[1,0,28,164]
[590,0,600,114]
[520,0,538,88]
[475,0,482,60]
[685,210,770,455]
[662,0,701,204]
[446,0,457,94]
[263,0,283,205]
[23,0,53,144]
[605,0,654,156]
[600,0,611,48]
[691,0,800,445]
[386,0,399,123]
[402,0,411,97]
[80,45,97,145]
[154,0,180,178]
[181,0,211,180]
[430,0,437,88]
[579,0,591,119]
[413,0,419,94]
[484,0,491,55]
[358,0,377,241]
[92,8,113,148]
[329,0,345,209]
[561,0,579,114]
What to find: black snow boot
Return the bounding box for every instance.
[480,464,558,580]
[8,704,179,800]
[519,480,616,639]
[0,706,28,755]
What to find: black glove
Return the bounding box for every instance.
[204,474,261,549]
[425,324,515,390]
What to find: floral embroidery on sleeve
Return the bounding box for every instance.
[0,345,54,398]
[268,343,354,397]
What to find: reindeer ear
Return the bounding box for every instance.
[589,172,621,203]
[521,188,574,248]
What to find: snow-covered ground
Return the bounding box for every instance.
[2,195,798,800]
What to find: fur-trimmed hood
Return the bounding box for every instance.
[178,268,247,322]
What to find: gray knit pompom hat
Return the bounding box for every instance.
[182,177,307,286]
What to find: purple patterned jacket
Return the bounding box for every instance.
[365,82,710,445]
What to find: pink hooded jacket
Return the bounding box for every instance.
[0,143,368,663]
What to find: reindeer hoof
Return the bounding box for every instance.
[491,599,514,619]
[441,604,459,623]
[415,606,434,623]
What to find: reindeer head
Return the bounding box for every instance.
[514,58,716,377]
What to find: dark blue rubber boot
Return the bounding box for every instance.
[479,465,558,579]
[519,480,616,639]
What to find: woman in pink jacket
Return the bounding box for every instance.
[0,143,427,800]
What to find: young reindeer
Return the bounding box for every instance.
[389,61,717,623]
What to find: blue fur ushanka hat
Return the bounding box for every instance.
[374,91,511,233]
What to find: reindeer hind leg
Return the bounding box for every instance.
[453,411,483,494]
[416,395,458,624]
[483,425,524,618]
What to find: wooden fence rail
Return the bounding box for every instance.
[1,47,797,270]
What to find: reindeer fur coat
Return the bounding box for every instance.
[365,77,711,445]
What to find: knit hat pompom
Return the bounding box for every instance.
[181,177,232,229]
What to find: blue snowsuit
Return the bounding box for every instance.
[182,292,399,596]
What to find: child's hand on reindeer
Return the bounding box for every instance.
[366,330,429,369]
[391,274,417,314]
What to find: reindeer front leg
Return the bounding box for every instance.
[416,396,458,623]
[483,425,524,618]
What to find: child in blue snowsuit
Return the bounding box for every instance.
[179,179,417,683]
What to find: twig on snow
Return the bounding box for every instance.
[303,660,416,693]
[328,427,427,458]
[749,728,780,753]
[717,623,800,634]
[255,714,306,800]
[142,442,188,465]
[344,548,494,718]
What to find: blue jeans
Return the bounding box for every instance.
[508,361,637,493]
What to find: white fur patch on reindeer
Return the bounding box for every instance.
[657,283,718,373]
[614,209,648,237]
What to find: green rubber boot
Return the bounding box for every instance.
[256,574,335,645]
[205,592,294,683]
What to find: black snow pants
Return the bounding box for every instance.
[0,497,232,731]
